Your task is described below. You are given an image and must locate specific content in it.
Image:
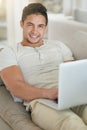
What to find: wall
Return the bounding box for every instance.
[6,0,29,45]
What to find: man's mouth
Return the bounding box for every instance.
[30,34,39,39]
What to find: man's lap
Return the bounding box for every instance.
[29,100,87,130]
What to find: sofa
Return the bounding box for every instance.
[48,18,87,60]
[0,19,87,130]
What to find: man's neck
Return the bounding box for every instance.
[21,40,44,48]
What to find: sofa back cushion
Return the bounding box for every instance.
[68,31,87,60]
[48,20,87,60]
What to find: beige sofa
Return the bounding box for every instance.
[0,20,87,130]
[48,19,87,60]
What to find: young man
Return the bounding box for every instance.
[0,3,87,130]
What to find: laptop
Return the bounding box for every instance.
[37,59,87,110]
[58,59,87,110]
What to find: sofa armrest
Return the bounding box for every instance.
[0,86,42,130]
[0,117,12,130]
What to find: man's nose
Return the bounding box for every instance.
[32,26,38,33]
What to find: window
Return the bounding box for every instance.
[0,0,7,40]
[0,0,6,21]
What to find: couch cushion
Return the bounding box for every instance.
[0,117,12,130]
[0,86,42,130]
[48,20,87,60]
[68,31,87,60]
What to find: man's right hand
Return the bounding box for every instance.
[42,87,58,100]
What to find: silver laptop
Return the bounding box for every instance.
[58,59,87,110]
[38,59,87,110]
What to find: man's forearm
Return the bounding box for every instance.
[8,80,58,101]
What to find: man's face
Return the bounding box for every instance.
[20,14,47,46]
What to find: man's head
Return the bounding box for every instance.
[20,3,48,47]
[21,3,48,25]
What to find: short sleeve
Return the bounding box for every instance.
[0,46,17,71]
[59,42,74,61]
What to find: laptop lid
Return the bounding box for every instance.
[58,59,87,110]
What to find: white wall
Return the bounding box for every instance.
[63,0,73,16]
[6,0,29,45]
[72,0,87,23]
[81,0,87,9]
[63,0,87,16]
[72,0,87,10]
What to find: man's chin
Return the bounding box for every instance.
[30,36,41,43]
[32,42,38,44]
[29,39,40,44]
[27,39,38,44]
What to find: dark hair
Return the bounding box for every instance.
[21,3,48,25]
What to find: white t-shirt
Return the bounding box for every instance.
[0,40,74,102]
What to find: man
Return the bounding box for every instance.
[0,3,87,130]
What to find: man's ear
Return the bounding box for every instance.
[20,21,23,28]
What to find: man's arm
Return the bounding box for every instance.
[0,65,58,101]
[64,60,74,62]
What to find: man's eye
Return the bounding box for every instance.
[27,23,33,26]
[39,25,45,29]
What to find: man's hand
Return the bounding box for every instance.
[43,87,58,100]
